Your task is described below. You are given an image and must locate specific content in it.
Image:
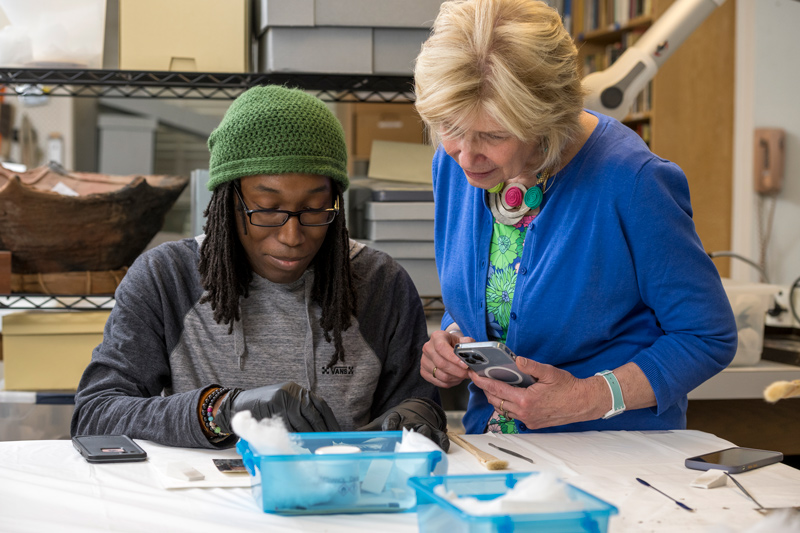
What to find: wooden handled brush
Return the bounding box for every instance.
[448,432,508,470]
[764,380,800,403]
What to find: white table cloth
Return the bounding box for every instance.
[1,430,798,532]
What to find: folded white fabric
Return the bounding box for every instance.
[691,469,728,489]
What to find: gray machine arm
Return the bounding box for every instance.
[583,0,726,120]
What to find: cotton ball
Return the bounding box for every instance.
[393,428,449,480]
[231,410,302,456]
[506,471,570,503]
[498,471,581,514]
[444,472,580,516]
[434,484,458,501]
[396,427,445,453]
[233,411,337,509]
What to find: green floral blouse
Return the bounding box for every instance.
[485,212,536,434]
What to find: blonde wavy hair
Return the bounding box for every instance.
[414,0,586,173]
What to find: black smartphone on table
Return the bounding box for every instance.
[72,435,148,463]
[454,341,536,387]
[685,446,783,474]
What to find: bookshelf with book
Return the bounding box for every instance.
[569,0,736,276]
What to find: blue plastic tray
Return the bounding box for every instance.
[237,431,444,515]
[408,472,619,533]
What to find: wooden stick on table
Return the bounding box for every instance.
[448,432,508,470]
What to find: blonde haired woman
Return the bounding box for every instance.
[415,0,737,435]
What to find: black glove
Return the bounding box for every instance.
[214,382,341,434]
[357,398,450,452]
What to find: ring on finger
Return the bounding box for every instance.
[432,366,437,379]
[500,399,505,411]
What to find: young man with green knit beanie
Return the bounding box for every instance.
[72,85,448,451]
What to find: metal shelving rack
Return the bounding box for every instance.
[0,68,416,102]
[0,294,115,311]
[0,67,435,311]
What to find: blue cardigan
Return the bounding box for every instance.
[433,111,737,434]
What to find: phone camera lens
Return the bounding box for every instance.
[462,352,487,365]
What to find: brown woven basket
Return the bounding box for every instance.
[0,163,188,274]
[10,267,128,295]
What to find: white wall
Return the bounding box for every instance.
[732,0,800,286]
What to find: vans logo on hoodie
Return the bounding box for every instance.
[321,365,354,376]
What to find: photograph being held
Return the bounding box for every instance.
[414,0,737,435]
[71,85,447,450]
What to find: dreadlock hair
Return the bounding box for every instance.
[198,181,252,331]
[198,180,358,368]
[310,183,358,367]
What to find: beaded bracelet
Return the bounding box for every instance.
[200,387,232,440]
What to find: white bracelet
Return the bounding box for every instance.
[595,370,626,419]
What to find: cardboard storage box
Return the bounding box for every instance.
[360,240,435,260]
[359,238,439,297]
[344,142,434,239]
[257,27,372,74]
[314,0,443,28]
[2,311,110,391]
[255,0,443,31]
[352,108,427,161]
[344,177,432,240]
[373,28,430,74]
[340,106,428,174]
[396,258,440,297]
[365,221,434,241]
[367,141,435,184]
[119,0,249,72]
[254,0,314,31]
[255,28,429,76]
[365,217,434,242]
[254,3,432,75]
[362,201,438,295]
[345,140,438,298]
[365,201,434,221]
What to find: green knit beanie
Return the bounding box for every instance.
[207,85,349,191]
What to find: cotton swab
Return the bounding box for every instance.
[636,478,695,512]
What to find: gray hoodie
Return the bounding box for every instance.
[71,237,436,448]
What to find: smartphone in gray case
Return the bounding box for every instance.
[685,447,783,474]
[72,435,148,463]
[454,341,536,387]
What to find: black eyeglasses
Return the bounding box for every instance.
[234,184,339,227]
